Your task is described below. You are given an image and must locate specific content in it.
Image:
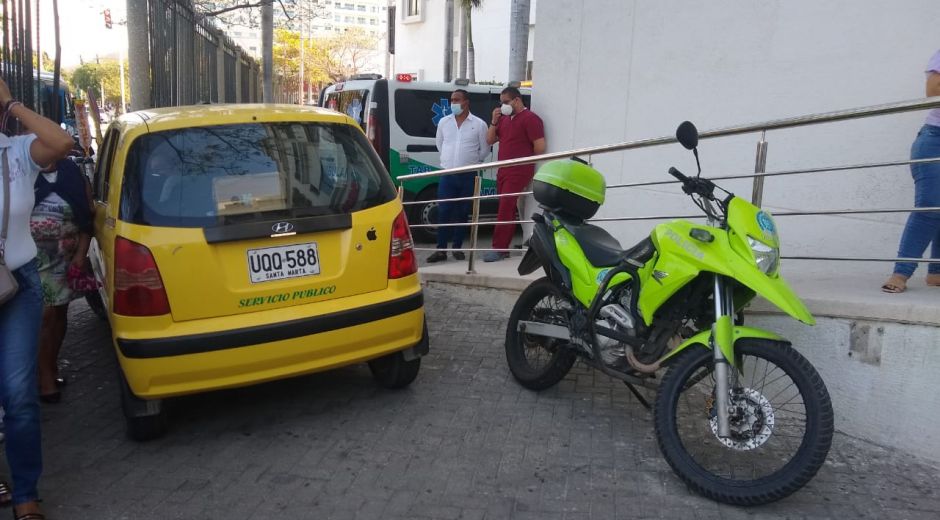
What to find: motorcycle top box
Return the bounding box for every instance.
[532,158,606,220]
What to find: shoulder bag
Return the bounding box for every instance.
[0,148,20,304]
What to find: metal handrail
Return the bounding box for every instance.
[398,96,940,182]
[403,156,940,213]
[402,96,940,273]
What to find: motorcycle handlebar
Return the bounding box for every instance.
[668,166,716,199]
[668,166,687,182]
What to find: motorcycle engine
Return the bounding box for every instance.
[596,302,635,367]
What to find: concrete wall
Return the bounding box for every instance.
[532,0,940,278]
[393,0,536,82]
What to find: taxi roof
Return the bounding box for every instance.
[116,103,355,133]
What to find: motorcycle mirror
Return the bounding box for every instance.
[676,121,699,151]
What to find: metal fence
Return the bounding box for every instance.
[398,96,940,274]
[1,0,42,116]
[147,0,290,107]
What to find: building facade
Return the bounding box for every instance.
[391,0,536,83]
[532,0,940,279]
[212,0,389,71]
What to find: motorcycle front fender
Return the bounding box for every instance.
[739,271,815,326]
[662,325,785,369]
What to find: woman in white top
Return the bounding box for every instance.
[0,76,76,520]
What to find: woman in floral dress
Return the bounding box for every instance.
[29,159,94,403]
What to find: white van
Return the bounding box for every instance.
[321,74,531,241]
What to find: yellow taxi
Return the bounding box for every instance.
[89,104,427,440]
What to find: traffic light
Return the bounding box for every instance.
[104,9,112,29]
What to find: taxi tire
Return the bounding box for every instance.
[410,187,439,243]
[84,291,108,321]
[118,368,169,442]
[368,351,421,389]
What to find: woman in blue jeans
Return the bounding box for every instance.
[0,76,75,520]
[883,51,940,293]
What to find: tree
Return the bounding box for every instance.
[31,51,54,73]
[69,60,130,108]
[273,27,377,96]
[459,0,482,82]
[443,0,454,82]
[320,29,380,82]
[273,28,330,98]
[508,0,530,82]
[194,0,324,29]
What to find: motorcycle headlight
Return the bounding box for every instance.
[748,237,779,275]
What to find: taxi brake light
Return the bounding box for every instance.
[113,237,171,316]
[388,211,417,279]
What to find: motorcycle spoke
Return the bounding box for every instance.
[519,294,570,373]
[672,351,809,481]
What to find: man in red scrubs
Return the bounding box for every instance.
[484,87,546,262]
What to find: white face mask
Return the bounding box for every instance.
[500,103,514,116]
[450,103,464,116]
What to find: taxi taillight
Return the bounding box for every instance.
[388,211,417,279]
[113,237,171,316]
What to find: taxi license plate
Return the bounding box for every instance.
[247,243,320,283]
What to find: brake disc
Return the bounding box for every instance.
[709,388,775,451]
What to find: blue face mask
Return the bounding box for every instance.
[450,102,464,116]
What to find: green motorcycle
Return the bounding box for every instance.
[507,121,833,505]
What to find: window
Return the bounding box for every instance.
[369,18,377,25]
[119,123,395,228]
[357,5,366,11]
[94,128,120,202]
[394,90,495,138]
[334,14,341,21]
[394,89,531,138]
[406,0,419,17]
[357,17,366,24]
[345,16,354,22]
[325,89,369,130]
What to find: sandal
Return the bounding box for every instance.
[881,274,908,293]
[12,501,43,520]
[0,481,10,507]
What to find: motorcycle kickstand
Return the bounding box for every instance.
[623,381,651,410]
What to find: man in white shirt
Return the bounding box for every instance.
[427,89,490,262]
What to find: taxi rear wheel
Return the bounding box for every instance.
[118,368,169,441]
[368,351,421,389]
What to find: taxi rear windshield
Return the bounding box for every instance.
[119,122,396,228]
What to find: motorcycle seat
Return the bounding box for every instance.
[565,222,654,268]
[566,223,623,266]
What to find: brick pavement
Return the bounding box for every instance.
[6,287,940,519]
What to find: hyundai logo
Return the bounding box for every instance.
[272,222,295,234]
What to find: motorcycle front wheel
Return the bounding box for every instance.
[505,278,577,391]
[654,339,833,506]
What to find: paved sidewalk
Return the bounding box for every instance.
[10,289,940,519]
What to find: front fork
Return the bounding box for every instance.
[712,274,737,438]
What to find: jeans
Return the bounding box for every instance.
[436,173,476,249]
[894,124,940,277]
[492,173,532,250]
[0,259,44,505]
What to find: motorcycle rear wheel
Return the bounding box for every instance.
[654,340,833,505]
[505,278,577,391]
